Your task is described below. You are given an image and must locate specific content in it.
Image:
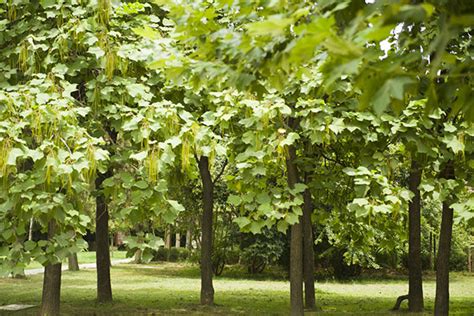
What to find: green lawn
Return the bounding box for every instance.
[24,251,127,270]
[0,262,473,315]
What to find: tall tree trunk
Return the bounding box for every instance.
[302,173,315,309]
[165,226,172,249]
[134,249,142,264]
[68,253,79,271]
[176,232,181,248]
[435,162,455,315]
[429,231,433,270]
[286,145,304,316]
[40,221,62,316]
[198,156,214,305]
[96,171,112,303]
[186,228,193,250]
[28,218,34,241]
[408,159,424,312]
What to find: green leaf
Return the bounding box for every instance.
[285,212,299,225]
[372,77,414,114]
[7,148,24,166]
[88,46,105,58]
[130,151,148,161]
[234,217,251,229]
[167,200,185,213]
[132,26,161,39]
[442,135,464,154]
[246,16,293,37]
[227,195,242,206]
[134,180,148,189]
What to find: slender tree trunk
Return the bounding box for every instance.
[96,171,112,303]
[186,228,193,250]
[429,231,433,270]
[286,145,304,316]
[68,253,79,271]
[198,156,214,305]
[302,174,315,309]
[408,159,424,312]
[434,162,455,316]
[468,246,472,273]
[40,221,62,316]
[134,249,142,264]
[176,232,181,248]
[28,218,34,241]
[165,226,172,249]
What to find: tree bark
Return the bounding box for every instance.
[165,226,172,249]
[198,156,214,305]
[286,145,304,316]
[68,253,79,271]
[408,159,424,312]
[429,231,433,270]
[176,232,181,248]
[302,173,315,309]
[96,171,112,303]
[134,249,142,264]
[434,162,455,316]
[28,218,34,241]
[40,221,62,316]
[186,228,193,250]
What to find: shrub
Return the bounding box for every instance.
[177,248,190,261]
[168,247,180,262]
[154,247,169,261]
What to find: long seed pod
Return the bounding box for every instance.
[97,0,111,26]
[105,50,115,80]
[18,41,29,72]
[7,0,16,21]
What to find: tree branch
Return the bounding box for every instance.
[212,159,228,184]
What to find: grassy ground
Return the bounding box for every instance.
[24,251,127,270]
[0,262,473,315]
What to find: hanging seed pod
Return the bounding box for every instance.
[18,41,29,72]
[147,147,157,182]
[117,56,128,76]
[57,36,69,62]
[181,135,190,171]
[0,139,12,177]
[86,145,97,183]
[97,0,111,27]
[105,49,116,80]
[7,0,16,22]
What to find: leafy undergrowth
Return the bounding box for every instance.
[0,262,472,315]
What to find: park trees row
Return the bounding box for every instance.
[0,1,472,315]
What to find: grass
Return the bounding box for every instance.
[24,251,127,270]
[0,261,473,315]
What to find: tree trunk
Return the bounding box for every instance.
[408,159,424,312]
[40,221,62,316]
[198,156,214,305]
[165,226,172,249]
[28,218,34,241]
[434,162,455,316]
[68,253,79,271]
[286,145,304,316]
[186,228,193,250]
[96,171,112,303]
[429,231,433,270]
[302,174,315,309]
[176,232,181,248]
[134,249,142,264]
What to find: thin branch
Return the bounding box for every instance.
[212,159,228,184]
[317,146,348,168]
